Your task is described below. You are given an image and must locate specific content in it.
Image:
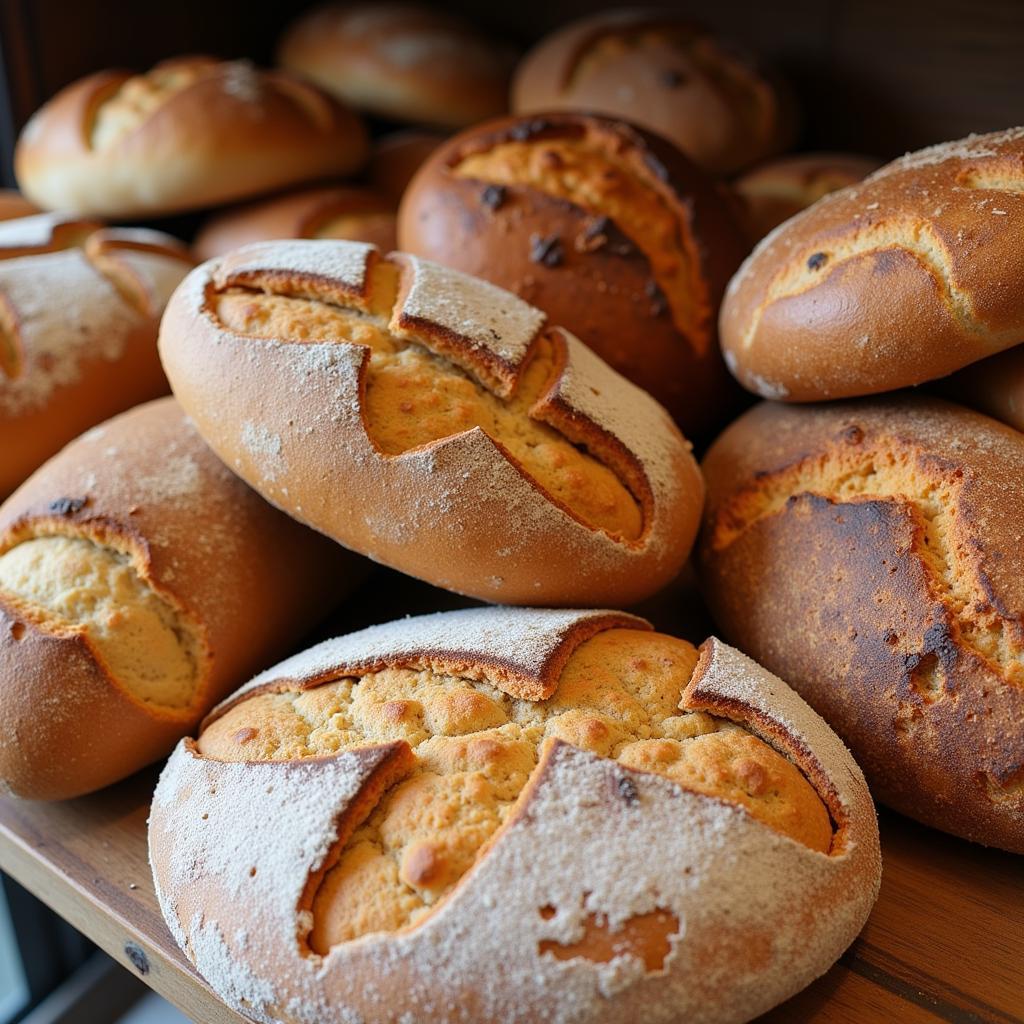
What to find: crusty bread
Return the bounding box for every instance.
[278,3,514,129]
[150,607,880,1024]
[699,396,1024,852]
[720,126,1024,402]
[159,240,703,606]
[734,152,882,242]
[397,112,748,437]
[511,10,796,176]
[195,186,396,262]
[0,397,355,800]
[367,130,445,205]
[15,57,368,218]
[939,344,1024,433]
[0,213,192,497]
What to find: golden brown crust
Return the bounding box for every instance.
[699,396,1024,851]
[720,127,1024,402]
[0,397,355,799]
[0,191,39,221]
[368,130,446,205]
[734,152,883,242]
[511,10,796,176]
[195,186,396,262]
[278,4,514,129]
[0,217,192,498]
[397,112,747,437]
[14,58,368,218]
[160,240,703,606]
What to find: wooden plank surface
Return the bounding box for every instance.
[0,775,1020,1024]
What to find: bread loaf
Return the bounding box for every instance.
[0,213,191,497]
[940,344,1024,433]
[0,191,38,221]
[511,10,796,176]
[150,606,880,1024]
[0,397,354,799]
[195,186,396,262]
[367,130,445,205]
[159,239,703,606]
[278,3,514,129]
[720,126,1024,401]
[15,57,368,218]
[699,396,1024,851]
[397,112,748,437]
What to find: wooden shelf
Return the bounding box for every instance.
[0,771,1021,1024]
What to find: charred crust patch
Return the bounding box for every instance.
[807,252,829,271]
[48,497,88,516]
[480,184,507,210]
[529,233,565,268]
[508,118,558,143]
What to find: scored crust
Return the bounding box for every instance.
[159,240,703,606]
[0,397,352,799]
[14,57,369,218]
[150,608,880,1024]
[720,126,1024,401]
[699,396,1024,851]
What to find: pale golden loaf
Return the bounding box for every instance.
[0,397,355,800]
[150,607,881,1024]
[159,240,704,606]
[15,57,368,218]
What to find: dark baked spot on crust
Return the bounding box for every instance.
[529,233,565,267]
[615,774,639,805]
[807,252,828,271]
[480,184,507,210]
[48,496,88,516]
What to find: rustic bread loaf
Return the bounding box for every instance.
[0,397,354,800]
[15,57,368,218]
[0,213,192,498]
[734,152,882,242]
[278,3,514,129]
[699,396,1024,851]
[195,186,396,262]
[397,112,747,437]
[159,239,703,606]
[720,126,1024,401]
[150,606,880,1024]
[511,10,796,176]
[367,130,445,205]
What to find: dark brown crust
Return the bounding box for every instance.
[397,112,747,438]
[0,397,356,799]
[698,396,1024,851]
[939,344,1024,434]
[367,131,446,206]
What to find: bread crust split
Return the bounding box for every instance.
[14,57,369,218]
[0,214,192,498]
[699,396,1024,851]
[720,126,1024,402]
[150,607,880,1024]
[159,239,703,606]
[0,397,356,800]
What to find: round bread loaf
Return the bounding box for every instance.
[699,396,1024,852]
[397,112,747,437]
[15,57,368,218]
[0,397,355,800]
[0,213,192,498]
[278,3,514,129]
[720,126,1024,402]
[367,130,445,205]
[734,152,882,242]
[511,10,796,176]
[160,240,703,607]
[150,607,880,1024]
[0,191,38,221]
[195,186,396,262]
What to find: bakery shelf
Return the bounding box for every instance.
[0,772,1020,1024]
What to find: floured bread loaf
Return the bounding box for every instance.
[397,112,747,436]
[699,396,1024,851]
[0,397,355,800]
[159,240,703,606]
[0,213,192,497]
[720,126,1024,401]
[15,57,368,218]
[150,607,880,1024]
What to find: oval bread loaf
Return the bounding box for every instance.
[699,396,1024,851]
[159,240,704,606]
[150,606,880,1024]
[15,57,368,218]
[397,112,748,437]
[0,213,192,498]
[0,397,355,800]
[720,126,1024,401]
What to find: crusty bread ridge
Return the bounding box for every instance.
[699,395,1024,851]
[150,607,880,1024]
